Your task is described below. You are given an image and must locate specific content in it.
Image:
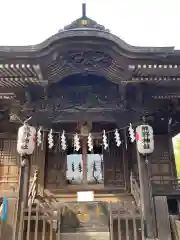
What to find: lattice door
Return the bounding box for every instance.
[103,135,127,190]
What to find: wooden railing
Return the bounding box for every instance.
[15,201,145,240]
[28,170,38,206]
[130,171,141,208]
[170,215,180,240]
[151,178,180,195]
[35,195,60,230]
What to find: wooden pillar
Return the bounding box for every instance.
[14,155,31,240]
[37,135,47,196]
[137,151,157,239]
[122,141,130,191]
[20,156,31,207]
[82,137,87,184]
[168,118,176,177]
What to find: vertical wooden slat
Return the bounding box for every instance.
[141,214,145,240]
[50,218,53,240]
[34,203,39,240]
[133,217,137,240]
[125,219,129,240]
[117,204,122,240]
[18,202,25,240]
[57,209,61,240]
[26,200,32,240]
[42,219,46,240]
[109,202,113,240]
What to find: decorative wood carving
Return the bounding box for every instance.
[21,78,125,122]
[59,51,112,69]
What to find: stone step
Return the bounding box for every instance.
[35,194,139,221]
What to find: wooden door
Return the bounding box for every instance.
[103,136,127,190]
[45,149,67,189]
[149,135,174,183]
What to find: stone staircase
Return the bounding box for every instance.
[12,169,144,240]
[31,192,143,240]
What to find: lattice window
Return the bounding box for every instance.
[0,139,20,191]
[160,151,169,162]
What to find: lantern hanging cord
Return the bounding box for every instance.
[24,116,32,124]
[9,113,32,125]
[12,112,150,135]
[36,121,141,136]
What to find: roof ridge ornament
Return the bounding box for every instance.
[82,3,87,18]
[60,3,110,32]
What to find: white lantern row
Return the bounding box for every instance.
[17,122,154,155]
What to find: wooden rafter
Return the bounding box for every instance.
[0,64,43,87]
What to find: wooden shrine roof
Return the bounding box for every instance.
[0,4,180,88]
[0,33,180,88]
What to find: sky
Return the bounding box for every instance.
[0,0,180,48]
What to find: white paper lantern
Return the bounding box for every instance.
[17,124,36,155]
[136,124,154,155]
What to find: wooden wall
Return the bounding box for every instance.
[149,135,175,182]
[0,138,46,195]
[44,150,66,189]
[0,139,20,193]
[132,135,175,181]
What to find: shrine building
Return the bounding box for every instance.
[0,3,180,240]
